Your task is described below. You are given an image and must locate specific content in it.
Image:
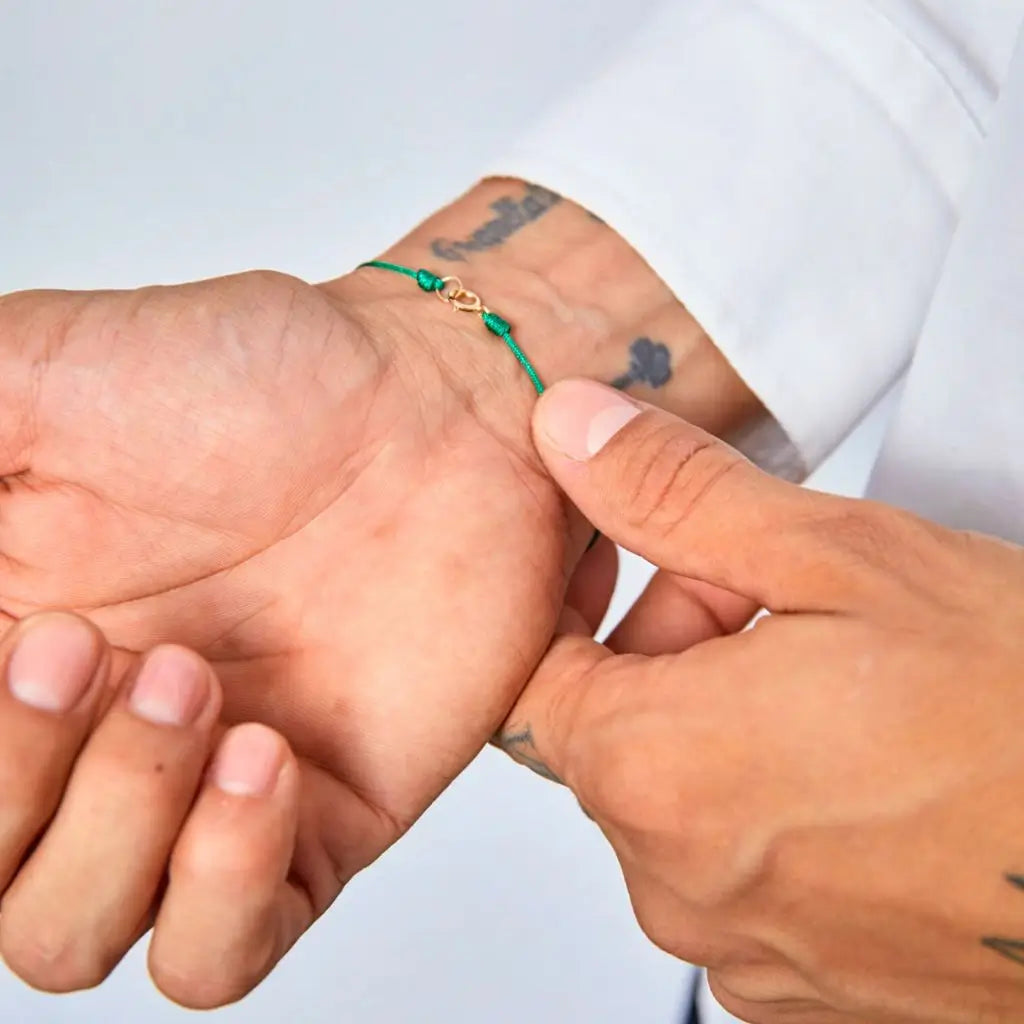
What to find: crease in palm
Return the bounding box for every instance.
[0,268,569,918]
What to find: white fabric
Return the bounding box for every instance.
[868,30,1024,541]
[491,1,1024,1019]
[491,0,1021,474]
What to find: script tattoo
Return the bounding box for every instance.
[612,337,673,390]
[498,725,563,784]
[431,184,562,262]
[982,874,1024,966]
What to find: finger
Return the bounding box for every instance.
[0,645,221,993]
[498,631,621,789]
[607,572,757,655]
[532,379,896,612]
[490,547,613,766]
[565,534,618,635]
[148,723,307,1010]
[706,969,838,1024]
[0,613,110,894]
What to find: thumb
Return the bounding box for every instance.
[532,379,856,613]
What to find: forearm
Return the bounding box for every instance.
[338,179,763,441]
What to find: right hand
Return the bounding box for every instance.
[500,381,1024,1024]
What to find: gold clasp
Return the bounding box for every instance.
[436,276,489,314]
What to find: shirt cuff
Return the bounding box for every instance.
[485,0,983,473]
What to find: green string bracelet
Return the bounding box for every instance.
[357,259,602,554]
[356,260,545,395]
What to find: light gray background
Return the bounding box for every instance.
[0,2,892,1021]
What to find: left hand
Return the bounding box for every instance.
[500,380,1024,1024]
[0,264,571,1005]
[0,612,301,1008]
[0,180,727,1005]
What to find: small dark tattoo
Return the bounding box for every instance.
[498,724,563,784]
[612,337,673,390]
[981,874,1024,967]
[431,184,562,262]
[983,937,1024,966]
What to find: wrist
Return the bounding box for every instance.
[384,179,761,432]
[325,178,763,480]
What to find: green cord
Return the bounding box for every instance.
[357,260,603,553]
[357,259,545,396]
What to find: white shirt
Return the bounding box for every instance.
[493,2,1024,1019]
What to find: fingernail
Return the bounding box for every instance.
[212,724,282,797]
[130,646,209,726]
[7,615,102,712]
[537,380,641,460]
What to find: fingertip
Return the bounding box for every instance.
[210,723,291,799]
[5,612,107,714]
[164,738,298,917]
[128,644,221,728]
[532,379,642,463]
[149,732,301,1009]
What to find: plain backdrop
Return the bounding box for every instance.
[0,2,894,1021]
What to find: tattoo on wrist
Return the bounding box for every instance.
[497,724,563,784]
[431,184,562,262]
[612,337,673,390]
[981,874,1024,966]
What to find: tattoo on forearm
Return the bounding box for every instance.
[612,337,673,390]
[431,184,562,262]
[982,874,1024,966]
[497,724,563,784]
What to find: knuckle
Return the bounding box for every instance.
[627,876,747,968]
[575,748,668,832]
[0,916,114,992]
[630,898,700,962]
[168,825,270,888]
[150,931,276,1009]
[796,497,982,614]
[817,500,901,560]
[150,960,257,1010]
[613,422,742,543]
[565,666,668,828]
[568,661,711,836]
[803,497,935,576]
[705,970,821,1024]
[634,909,683,958]
[706,971,771,1024]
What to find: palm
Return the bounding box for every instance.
[0,270,568,914]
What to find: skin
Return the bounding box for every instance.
[500,380,1024,1024]
[0,613,299,1005]
[0,179,761,1005]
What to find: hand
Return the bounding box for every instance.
[0,180,750,1005]
[499,380,1024,1024]
[0,259,573,1004]
[0,613,300,1003]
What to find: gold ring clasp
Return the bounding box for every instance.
[436,276,486,314]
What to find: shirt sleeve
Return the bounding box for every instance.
[487,0,1020,476]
